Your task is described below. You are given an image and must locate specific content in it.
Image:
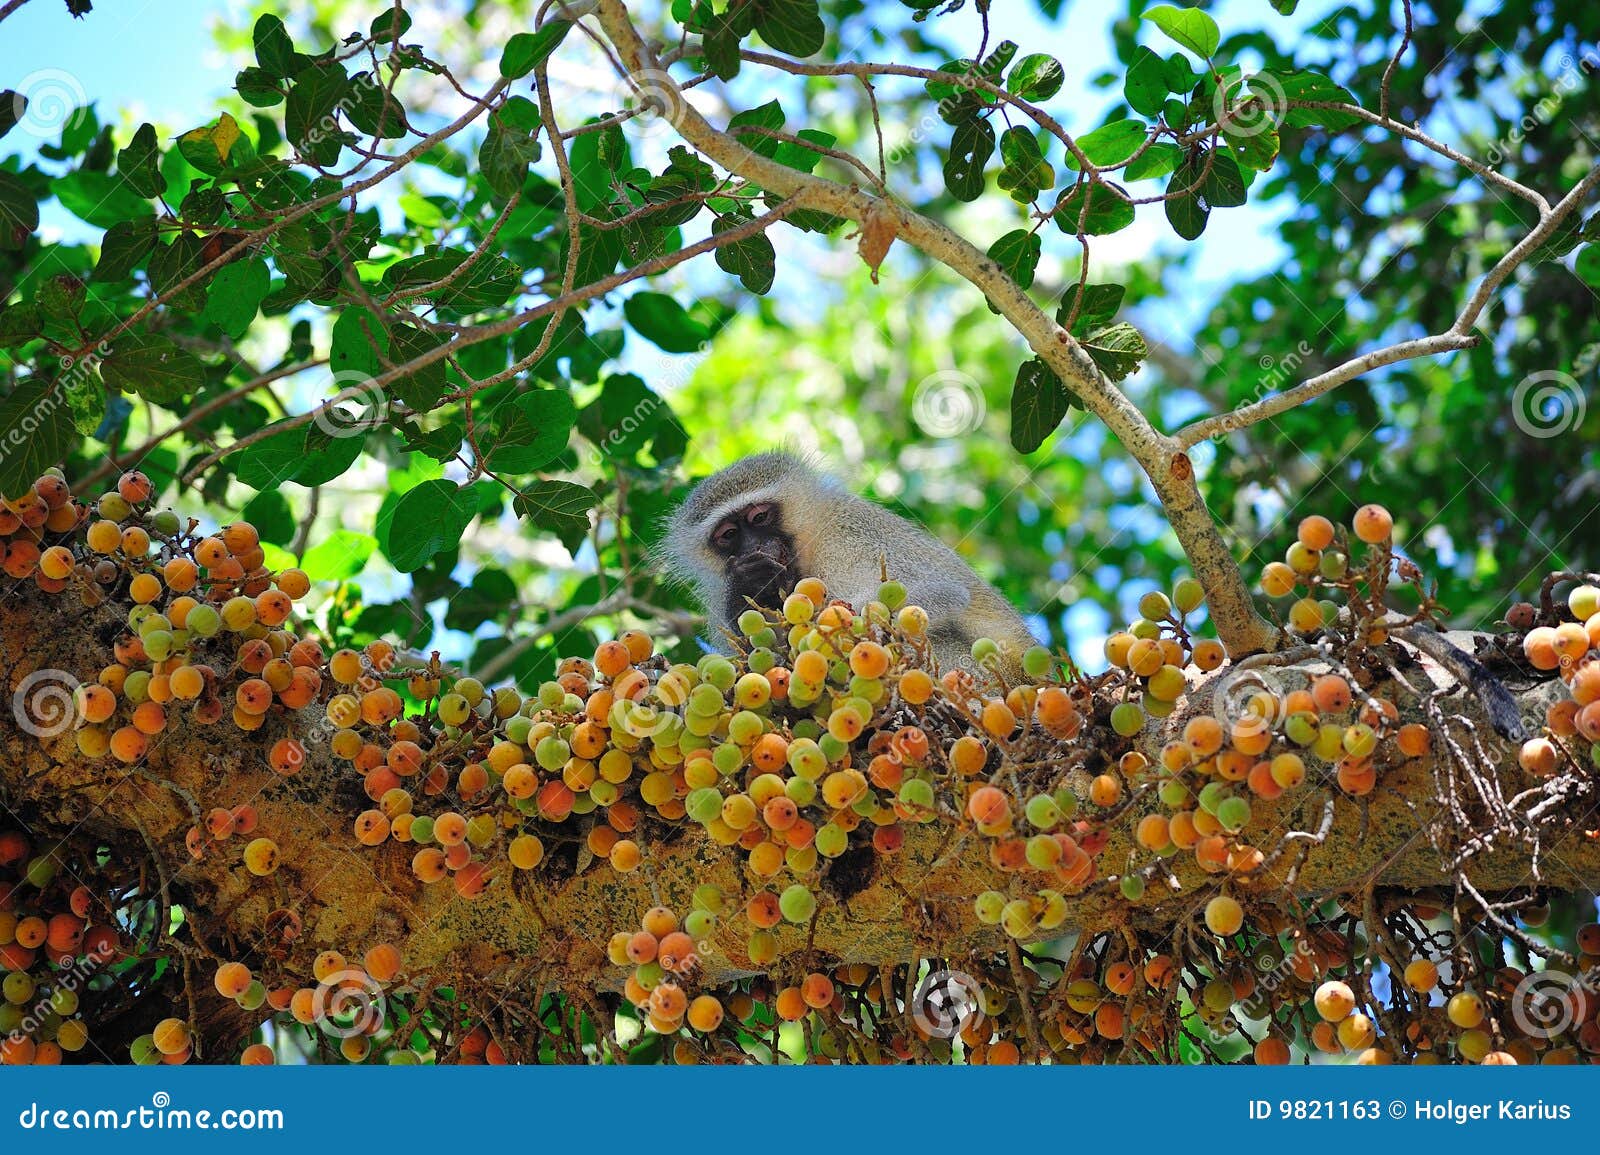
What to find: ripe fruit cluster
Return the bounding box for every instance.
[0,828,122,1066]
[5,470,1597,1066]
[1515,583,1600,778]
[1257,508,1388,634]
[206,944,405,1065]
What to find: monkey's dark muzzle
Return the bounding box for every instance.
[726,547,799,618]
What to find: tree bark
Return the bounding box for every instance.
[4,583,1592,1008]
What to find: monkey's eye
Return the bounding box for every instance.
[710,522,738,551]
[745,502,774,527]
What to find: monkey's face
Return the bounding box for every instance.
[708,501,800,623]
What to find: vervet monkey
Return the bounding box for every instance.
[658,452,1038,673]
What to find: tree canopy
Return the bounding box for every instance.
[0,0,1596,1067]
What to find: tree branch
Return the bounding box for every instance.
[595,0,1274,654]
[1173,162,1600,450]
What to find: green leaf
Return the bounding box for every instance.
[177,113,245,174]
[330,306,389,379]
[1166,151,1211,238]
[300,529,376,581]
[63,365,105,437]
[0,170,39,249]
[942,118,994,202]
[772,128,836,174]
[1053,182,1135,235]
[480,96,542,200]
[200,257,270,339]
[345,71,408,139]
[754,0,825,56]
[1144,4,1220,59]
[1573,243,1600,288]
[727,100,786,159]
[53,171,151,228]
[702,15,743,81]
[0,379,74,499]
[99,333,204,404]
[1080,322,1148,381]
[486,388,577,473]
[1008,54,1064,101]
[1124,47,1167,116]
[714,214,777,294]
[624,292,711,353]
[0,91,23,141]
[1200,147,1247,208]
[444,567,520,631]
[997,127,1053,203]
[1165,188,1207,239]
[371,8,412,40]
[1010,358,1071,454]
[388,325,448,411]
[444,566,518,630]
[1221,109,1280,172]
[579,374,670,461]
[236,422,364,490]
[514,480,599,553]
[285,61,350,167]
[1058,283,1125,331]
[241,489,294,546]
[0,304,40,349]
[253,13,298,78]
[988,229,1041,291]
[501,20,572,78]
[1125,141,1183,181]
[382,479,479,572]
[116,123,166,198]
[398,417,464,462]
[1261,70,1363,129]
[1069,119,1148,169]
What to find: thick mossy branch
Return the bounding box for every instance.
[4,583,1595,993]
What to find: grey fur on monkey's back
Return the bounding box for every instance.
[658,451,1038,673]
